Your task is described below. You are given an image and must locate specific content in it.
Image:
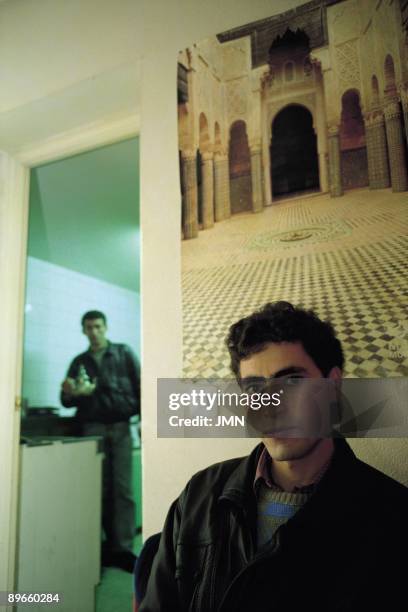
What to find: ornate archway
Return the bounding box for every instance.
[340,89,368,190]
[270,104,319,198]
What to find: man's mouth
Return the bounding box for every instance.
[264,427,302,437]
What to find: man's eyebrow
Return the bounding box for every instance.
[272,366,307,378]
[240,367,307,383]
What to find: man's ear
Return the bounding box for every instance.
[328,366,342,382]
[326,367,342,426]
[328,366,342,396]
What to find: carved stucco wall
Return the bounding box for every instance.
[360,18,377,110]
[327,0,363,118]
[226,79,249,124]
[221,39,250,80]
[178,0,406,198]
[194,39,225,151]
[326,0,406,119]
[223,38,251,133]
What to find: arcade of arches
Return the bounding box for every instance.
[178,0,408,240]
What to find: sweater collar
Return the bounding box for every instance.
[253,445,333,494]
[219,434,358,523]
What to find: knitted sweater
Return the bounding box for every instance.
[256,483,311,549]
[255,447,332,550]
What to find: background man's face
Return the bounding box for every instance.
[82,318,107,346]
[239,341,340,461]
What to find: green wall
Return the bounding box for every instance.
[28,137,140,292]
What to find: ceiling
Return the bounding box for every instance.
[0,0,141,153]
[0,62,141,153]
[27,137,140,292]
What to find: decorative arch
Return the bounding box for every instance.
[384,54,397,95]
[371,75,380,108]
[178,103,190,151]
[228,120,252,214]
[270,104,319,198]
[270,99,316,131]
[284,61,295,82]
[303,55,313,77]
[214,121,222,154]
[340,89,365,149]
[340,89,368,189]
[198,112,211,152]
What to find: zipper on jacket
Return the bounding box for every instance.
[189,545,211,612]
[209,504,256,611]
[217,525,285,612]
[189,577,201,612]
[208,509,231,611]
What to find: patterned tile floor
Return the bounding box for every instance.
[182,188,408,379]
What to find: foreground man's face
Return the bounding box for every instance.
[239,341,339,461]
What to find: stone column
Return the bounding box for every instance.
[328,125,343,197]
[364,111,390,189]
[213,153,231,221]
[384,99,408,192]
[261,141,271,206]
[400,83,408,150]
[250,145,263,213]
[318,151,329,193]
[201,151,214,229]
[181,151,198,239]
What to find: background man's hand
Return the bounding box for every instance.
[77,379,97,396]
[61,377,97,397]
[61,377,77,396]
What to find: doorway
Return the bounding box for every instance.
[340,89,369,190]
[18,138,141,612]
[270,105,319,198]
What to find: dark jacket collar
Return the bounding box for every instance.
[219,435,359,526]
[219,442,264,508]
[86,340,113,356]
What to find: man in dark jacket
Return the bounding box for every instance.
[140,301,407,611]
[61,310,140,572]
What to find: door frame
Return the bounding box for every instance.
[0,111,139,605]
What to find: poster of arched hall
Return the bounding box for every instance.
[177,0,408,384]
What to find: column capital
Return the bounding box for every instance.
[182,149,197,161]
[384,100,402,121]
[201,150,214,162]
[327,124,340,137]
[400,82,408,105]
[249,143,262,155]
[383,86,399,105]
[364,109,385,128]
[214,152,228,163]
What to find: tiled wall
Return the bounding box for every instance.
[23,257,140,415]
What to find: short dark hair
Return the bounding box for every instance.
[81,310,107,327]
[226,301,344,378]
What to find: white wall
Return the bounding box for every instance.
[23,256,140,412]
[140,0,408,538]
[140,0,311,537]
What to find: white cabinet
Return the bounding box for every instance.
[16,439,102,612]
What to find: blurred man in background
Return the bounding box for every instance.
[61,310,140,572]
